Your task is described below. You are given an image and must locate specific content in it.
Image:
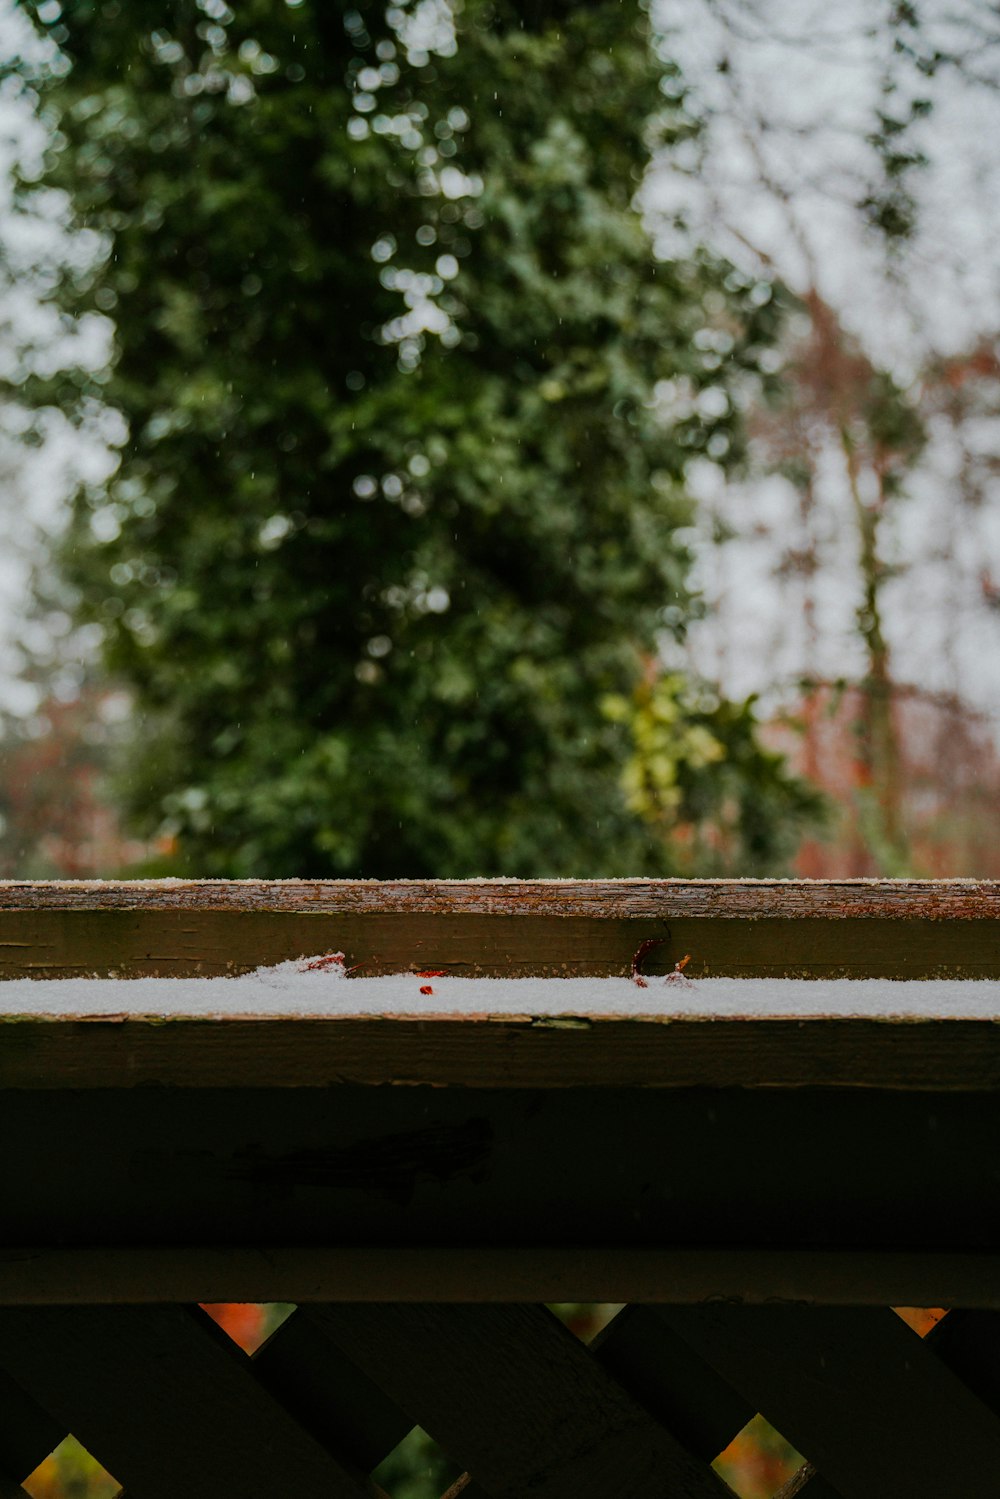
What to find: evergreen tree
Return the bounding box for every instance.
[20,0,814,877]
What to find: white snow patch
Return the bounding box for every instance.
[1,962,999,1020]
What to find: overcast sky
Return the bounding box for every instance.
[650,0,1000,723]
[0,0,120,712]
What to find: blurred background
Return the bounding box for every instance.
[3,0,1000,886]
[0,0,995,1493]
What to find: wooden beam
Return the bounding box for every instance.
[439,1305,763,1499]
[4,1011,1000,1090]
[2,909,999,980]
[4,1083,1000,1298]
[2,878,1000,981]
[4,1247,1000,1308]
[595,1313,848,1499]
[253,1307,413,1471]
[592,1306,756,1460]
[3,878,1000,919]
[658,1305,1000,1499]
[311,1302,731,1499]
[0,1305,373,1499]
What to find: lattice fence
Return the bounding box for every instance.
[5,880,1000,1497]
[3,1300,1000,1498]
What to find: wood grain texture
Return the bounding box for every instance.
[3,878,1000,918]
[658,1305,1000,1499]
[311,1302,731,1499]
[773,1464,842,1499]
[774,1467,822,1499]
[2,874,1000,985]
[441,1305,762,1499]
[3,1012,1000,1089]
[0,1304,371,1499]
[4,909,999,980]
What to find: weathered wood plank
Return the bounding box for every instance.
[4,1247,1000,1308]
[3,1012,1000,1090]
[658,1305,1000,1499]
[4,1085,1000,1299]
[0,1304,372,1499]
[311,1302,730,1499]
[0,1365,64,1482]
[2,908,999,979]
[3,878,999,918]
[594,1309,846,1499]
[5,1247,1000,1307]
[0,910,678,980]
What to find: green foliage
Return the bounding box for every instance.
[858,3,935,244]
[372,1426,459,1499]
[605,675,826,874]
[604,674,725,821]
[20,0,812,877]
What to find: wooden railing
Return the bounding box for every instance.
[2,879,1000,1497]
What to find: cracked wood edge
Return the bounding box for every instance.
[1,878,1000,918]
